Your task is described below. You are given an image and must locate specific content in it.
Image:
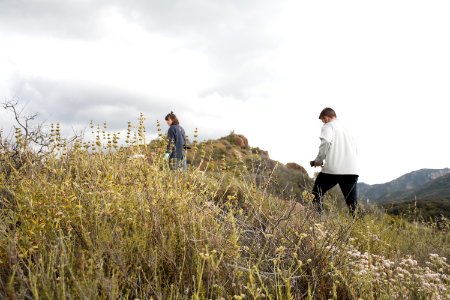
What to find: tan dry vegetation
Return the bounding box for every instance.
[0,118,449,299]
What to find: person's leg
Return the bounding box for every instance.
[168,158,185,172]
[182,150,187,172]
[173,158,186,171]
[182,156,187,172]
[176,158,183,171]
[338,175,359,216]
[312,173,338,213]
[169,158,179,171]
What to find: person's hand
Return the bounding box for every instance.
[164,153,170,160]
[310,160,323,167]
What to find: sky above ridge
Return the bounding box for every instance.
[1,0,449,184]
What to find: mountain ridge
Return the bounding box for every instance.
[358,168,450,203]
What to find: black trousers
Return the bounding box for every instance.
[312,172,359,215]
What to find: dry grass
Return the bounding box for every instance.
[0,119,449,299]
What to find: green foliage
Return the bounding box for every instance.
[383,198,450,229]
[0,119,449,299]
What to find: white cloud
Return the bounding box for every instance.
[0,0,449,184]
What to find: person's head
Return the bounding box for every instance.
[318,107,337,124]
[165,111,179,126]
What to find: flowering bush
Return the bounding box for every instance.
[0,116,449,299]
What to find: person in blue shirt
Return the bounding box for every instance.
[165,111,187,171]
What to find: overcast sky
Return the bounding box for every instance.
[1,0,449,184]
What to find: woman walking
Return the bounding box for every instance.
[165,111,187,171]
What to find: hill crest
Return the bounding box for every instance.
[359,168,450,203]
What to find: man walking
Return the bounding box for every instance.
[310,107,359,216]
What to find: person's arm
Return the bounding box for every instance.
[181,127,187,149]
[166,127,175,154]
[311,124,333,167]
[314,138,331,165]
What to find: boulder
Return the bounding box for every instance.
[286,162,308,175]
[232,134,249,149]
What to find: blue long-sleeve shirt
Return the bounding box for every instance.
[166,125,186,159]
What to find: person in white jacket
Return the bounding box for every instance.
[310,107,359,216]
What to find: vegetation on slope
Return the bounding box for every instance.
[359,169,450,203]
[1,117,449,299]
[383,198,450,224]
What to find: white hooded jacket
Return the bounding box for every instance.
[315,119,358,175]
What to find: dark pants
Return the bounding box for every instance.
[312,172,359,215]
[169,157,187,171]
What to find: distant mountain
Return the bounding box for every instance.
[357,182,372,198]
[381,173,450,220]
[359,168,450,203]
[396,173,450,201]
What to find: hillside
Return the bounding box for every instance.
[359,168,450,221]
[396,173,450,201]
[1,126,449,299]
[359,168,450,202]
[382,173,450,221]
[201,133,314,198]
[384,198,450,222]
[152,132,315,202]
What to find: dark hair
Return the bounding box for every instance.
[165,111,180,125]
[318,107,337,119]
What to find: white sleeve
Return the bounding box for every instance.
[315,138,331,163]
[320,124,333,142]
